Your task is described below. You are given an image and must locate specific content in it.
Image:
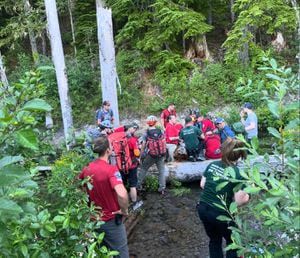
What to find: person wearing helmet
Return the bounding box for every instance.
[137,115,167,194]
[99,120,114,136]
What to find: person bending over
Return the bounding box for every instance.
[197,138,249,258]
[215,117,235,143]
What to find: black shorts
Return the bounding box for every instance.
[121,167,138,188]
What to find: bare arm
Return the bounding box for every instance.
[234,190,249,206]
[200,176,206,189]
[245,122,255,131]
[114,184,129,215]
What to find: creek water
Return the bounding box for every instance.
[128,182,209,258]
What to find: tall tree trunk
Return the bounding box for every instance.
[291,0,300,80]
[238,26,249,65]
[68,0,77,58]
[24,0,39,65]
[44,0,74,148]
[208,1,213,25]
[0,52,9,90]
[96,0,120,127]
[41,30,47,56]
[230,0,235,23]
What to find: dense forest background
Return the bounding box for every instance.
[0,0,299,129]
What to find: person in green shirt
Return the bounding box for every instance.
[179,116,202,162]
[198,138,249,258]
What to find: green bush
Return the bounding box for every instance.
[144,175,159,192]
[216,59,300,257]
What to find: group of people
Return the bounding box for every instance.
[80,100,258,258]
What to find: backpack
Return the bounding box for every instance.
[108,132,132,173]
[146,128,166,158]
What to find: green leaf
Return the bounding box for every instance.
[216,181,228,191]
[21,245,28,257]
[243,186,261,194]
[269,59,277,70]
[229,202,238,214]
[15,129,38,150]
[0,198,23,215]
[0,156,23,169]
[53,215,65,223]
[217,215,232,222]
[267,100,280,118]
[267,127,281,139]
[22,99,52,112]
[266,73,282,81]
[252,167,261,182]
[251,137,259,150]
[45,223,56,232]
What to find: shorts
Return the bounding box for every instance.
[121,167,138,188]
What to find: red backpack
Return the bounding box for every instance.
[146,128,166,158]
[108,132,132,173]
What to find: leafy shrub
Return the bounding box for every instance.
[216,59,300,257]
[0,70,114,257]
[144,175,159,192]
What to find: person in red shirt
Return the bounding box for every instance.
[202,130,222,159]
[165,115,183,162]
[123,123,140,206]
[160,103,176,129]
[79,137,129,258]
[198,113,216,134]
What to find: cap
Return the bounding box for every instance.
[243,102,253,109]
[128,122,139,130]
[215,117,224,124]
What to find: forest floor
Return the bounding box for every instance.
[128,182,210,258]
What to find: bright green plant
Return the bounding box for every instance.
[170,179,190,197]
[0,70,116,257]
[215,59,300,257]
[144,175,159,192]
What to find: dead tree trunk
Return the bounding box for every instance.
[238,26,249,65]
[0,52,9,90]
[68,0,77,58]
[291,0,300,80]
[44,0,74,147]
[24,0,39,65]
[185,35,212,62]
[230,0,235,23]
[96,0,120,126]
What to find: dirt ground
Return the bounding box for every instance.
[128,183,209,258]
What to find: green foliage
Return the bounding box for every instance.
[0,70,114,257]
[169,179,191,197]
[217,59,300,257]
[223,0,296,64]
[144,175,159,192]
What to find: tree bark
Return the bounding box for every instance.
[0,52,9,90]
[230,0,235,23]
[291,0,300,80]
[24,0,39,65]
[41,30,47,55]
[96,0,120,126]
[68,0,77,58]
[208,1,213,25]
[238,26,249,65]
[44,0,74,147]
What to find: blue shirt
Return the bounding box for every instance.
[97,108,113,122]
[220,125,235,143]
[245,112,258,139]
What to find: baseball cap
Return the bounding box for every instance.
[215,117,224,124]
[243,102,253,109]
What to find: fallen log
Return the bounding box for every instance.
[163,155,283,182]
